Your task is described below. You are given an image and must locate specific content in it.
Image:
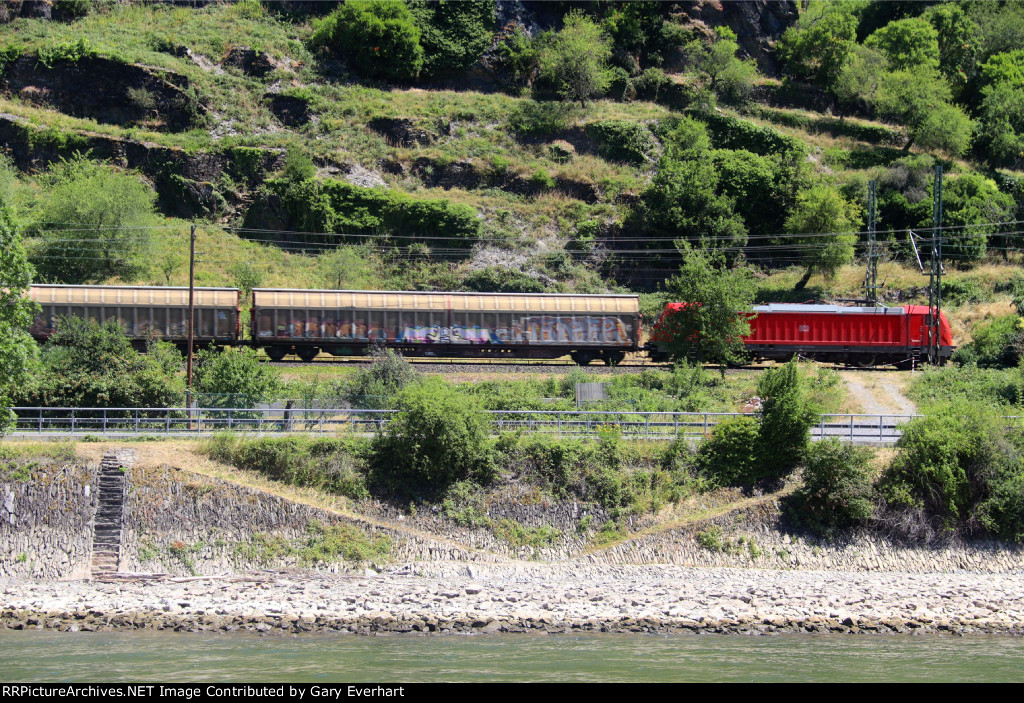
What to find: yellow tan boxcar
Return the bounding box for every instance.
[251,289,640,364]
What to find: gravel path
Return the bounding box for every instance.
[3,562,1023,635]
[841,370,918,418]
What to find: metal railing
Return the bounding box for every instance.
[6,407,920,444]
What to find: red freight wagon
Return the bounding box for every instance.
[650,303,953,368]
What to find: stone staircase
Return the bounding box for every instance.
[90,453,127,579]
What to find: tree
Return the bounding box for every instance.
[874,68,974,155]
[924,2,980,97]
[193,347,281,406]
[978,51,1024,168]
[643,126,748,258]
[778,6,858,89]
[784,184,862,291]
[659,241,756,371]
[935,173,1016,264]
[865,17,940,71]
[311,0,424,81]
[712,149,789,237]
[0,207,37,432]
[538,10,613,105]
[686,27,757,105]
[834,43,887,113]
[31,156,157,284]
[409,0,495,76]
[980,82,1024,169]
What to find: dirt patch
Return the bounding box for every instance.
[840,370,917,417]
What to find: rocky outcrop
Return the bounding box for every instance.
[265,92,310,126]
[1,56,205,132]
[222,46,275,78]
[0,0,51,23]
[368,117,436,148]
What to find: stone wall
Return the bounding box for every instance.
[0,461,96,580]
[588,502,1024,574]
[121,466,502,575]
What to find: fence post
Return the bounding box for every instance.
[879,415,883,442]
[849,415,854,443]
[38,409,42,434]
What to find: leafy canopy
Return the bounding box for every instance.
[784,183,862,290]
[30,155,157,284]
[865,17,940,71]
[778,2,858,88]
[409,0,495,76]
[659,241,755,370]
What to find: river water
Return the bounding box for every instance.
[3,631,1023,682]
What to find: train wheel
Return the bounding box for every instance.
[604,351,625,366]
[296,347,320,362]
[265,347,287,362]
[852,355,876,369]
[571,351,594,366]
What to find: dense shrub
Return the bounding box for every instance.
[756,361,819,480]
[345,346,418,409]
[311,0,424,81]
[584,120,657,165]
[508,100,579,136]
[204,435,369,500]
[15,318,183,411]
[461,267,548,293]
[692,111,806,158]
[193,347,281,406]
[694,416,760,485]
[788,439,875,537]
[409,0,495,76]
[951,314,1022,368]
[878,401,1024,538]
[369,378,493,497]
[255,177,480,248]
[30,156,158,284]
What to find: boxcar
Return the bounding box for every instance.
[251,288,641,364]
[650,303,953,368]
[28,285,241,349]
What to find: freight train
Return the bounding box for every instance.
[26,285,954,368]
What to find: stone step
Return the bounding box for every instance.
[92,451,129,579]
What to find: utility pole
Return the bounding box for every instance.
[864,179,878,306]
[927,165,943,365]
[186,224,197,399]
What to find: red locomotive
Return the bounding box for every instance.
[649,302,954,368]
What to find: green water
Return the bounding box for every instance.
[2,631,1023,682]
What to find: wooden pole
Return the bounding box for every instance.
[186,224,196,396]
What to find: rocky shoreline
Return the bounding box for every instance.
[3,562,1023,637]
